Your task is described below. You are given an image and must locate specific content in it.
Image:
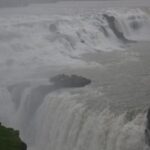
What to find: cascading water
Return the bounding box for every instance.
[0,84,148,150]
[0,6,150,150]
[0,8,150,70]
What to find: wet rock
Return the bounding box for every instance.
[50,74,91,88]
[145,108,150,146]
[21,142,27,150]
[103,14,129,43]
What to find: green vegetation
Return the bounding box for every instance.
[0,123,27,150]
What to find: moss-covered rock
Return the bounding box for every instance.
[0,123,27,150]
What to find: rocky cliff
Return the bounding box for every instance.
[0,123,27,150]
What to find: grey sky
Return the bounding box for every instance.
[0,0,119,6]
[0,0,148,8]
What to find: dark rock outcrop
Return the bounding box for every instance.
[103,14,129,43]
[21,142,27,150]
[0,123,27,150]
[50,74,91,88]
[145,108,150,146]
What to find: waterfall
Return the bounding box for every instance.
[0,82,148,150]
[0,7,150,150]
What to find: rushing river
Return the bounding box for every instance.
[0,2,150,150]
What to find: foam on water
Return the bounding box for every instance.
[0,8,150,72]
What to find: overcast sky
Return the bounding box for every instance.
[0,0,108,7]
[0,0,148,8]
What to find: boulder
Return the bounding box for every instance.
[50,74,91,88]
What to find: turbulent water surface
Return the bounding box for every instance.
[0,2,150,150]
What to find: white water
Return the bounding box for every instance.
[0,8,150,72]
[0,4,150,150]
[0,84,148,150]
